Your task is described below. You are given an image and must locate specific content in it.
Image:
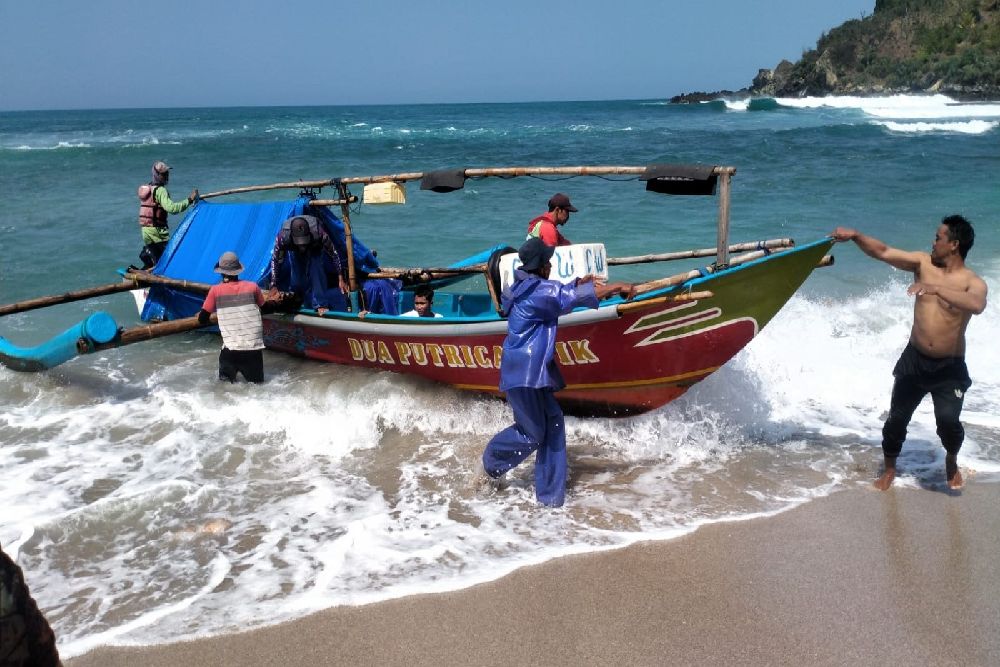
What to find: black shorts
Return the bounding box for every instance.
[219,348,264,383]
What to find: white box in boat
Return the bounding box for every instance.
[363,181,406,204]
[498,243,607,292]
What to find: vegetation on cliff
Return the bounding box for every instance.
[675,0,1000,101]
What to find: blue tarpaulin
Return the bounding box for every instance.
[141,198,379,321]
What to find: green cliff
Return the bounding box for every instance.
[676,0,1000,101]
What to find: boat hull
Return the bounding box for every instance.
[261,239,833,417]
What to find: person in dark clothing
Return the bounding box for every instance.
[0,546,62,666]
[269,215,348,315]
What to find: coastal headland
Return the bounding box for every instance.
[672,0,1000,103]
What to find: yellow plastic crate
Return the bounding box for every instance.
[363,181,406,205]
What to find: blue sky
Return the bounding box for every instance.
[0,0,875,111]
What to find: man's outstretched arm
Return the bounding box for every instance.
[830,227,923,272]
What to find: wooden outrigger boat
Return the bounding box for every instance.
[0,164,833,417]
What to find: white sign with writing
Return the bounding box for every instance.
[498,243,608,292]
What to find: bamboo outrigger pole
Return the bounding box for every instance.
[85,313,217,354]
[122,271,214,293]
[0,282,140,317]
[200,166,659,198]
[0,272,214,318]
[200,165,741,279]
[0,310,219,373]
[201,165,736,191]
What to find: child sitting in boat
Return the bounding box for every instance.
[401,285,443,318]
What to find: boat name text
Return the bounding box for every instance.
[346,338,600,368]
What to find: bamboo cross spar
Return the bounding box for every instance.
[616,290,714,315]
[364,238,796,282]
[632,247,802,295]
[618,250,834,316]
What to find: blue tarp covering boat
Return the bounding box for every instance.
[141,197,381,321]
[138,195,503,322]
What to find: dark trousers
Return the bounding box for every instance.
[139,240,168,269]
[881,345,970,458]
[288,252,348,312]
[219,348,264,383]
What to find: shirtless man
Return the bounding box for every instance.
[831,216,987,490]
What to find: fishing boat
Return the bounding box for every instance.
[0,164,833,417]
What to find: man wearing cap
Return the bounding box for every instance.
[480,237,636,507]
[136,161,199,269]
[269,215,349,316]
[526,193,577,247]
[198,251,266,383]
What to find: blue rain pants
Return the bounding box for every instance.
[482,387,567,507]
[287,251,347,312]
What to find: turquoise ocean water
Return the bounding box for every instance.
[2,96,999,656]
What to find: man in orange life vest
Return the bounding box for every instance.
[137,161,199,269]
[526,192,577,247]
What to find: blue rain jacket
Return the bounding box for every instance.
[498,270,598,392]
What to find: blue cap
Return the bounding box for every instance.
[518,237,555,271]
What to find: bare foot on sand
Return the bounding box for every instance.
[874,468,896,490]
[946,455,963,489]
[874,457,897,490]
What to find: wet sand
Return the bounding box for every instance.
[67,482,1000,666]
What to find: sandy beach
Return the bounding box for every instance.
[64,480,1000,666]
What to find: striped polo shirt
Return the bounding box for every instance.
[202,280,265,351]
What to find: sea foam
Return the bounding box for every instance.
[10,276,996,658]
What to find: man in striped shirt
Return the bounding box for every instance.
[198,251,266,383]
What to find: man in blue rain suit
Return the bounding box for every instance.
[269,215,349,315]
[481,237,636,506]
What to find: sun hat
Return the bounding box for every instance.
[214,251,244,276]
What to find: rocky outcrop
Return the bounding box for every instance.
[668,89,745,104]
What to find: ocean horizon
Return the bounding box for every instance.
[2,94,998,658]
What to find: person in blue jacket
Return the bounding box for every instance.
[481,237,637,506]
[268,215,348,315]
